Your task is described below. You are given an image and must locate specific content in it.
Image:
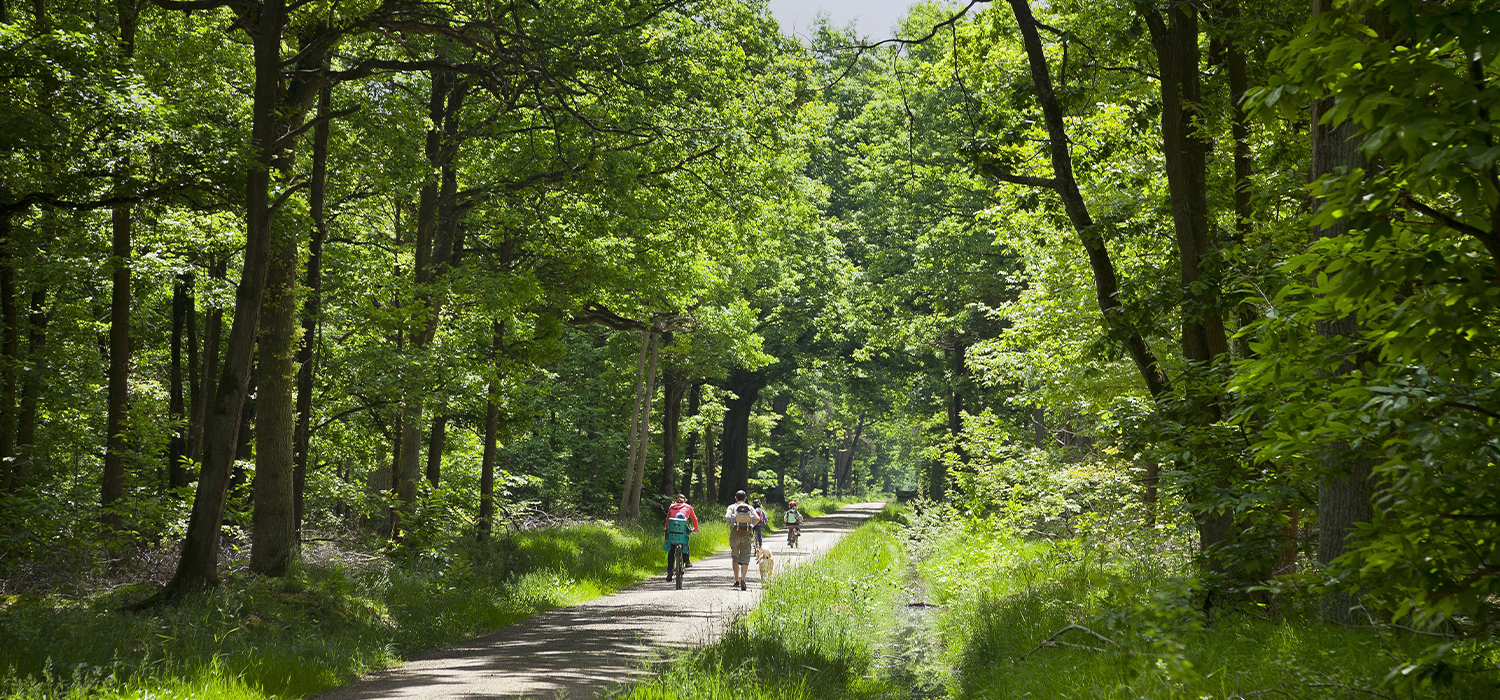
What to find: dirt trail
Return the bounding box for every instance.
[315,501,888,700]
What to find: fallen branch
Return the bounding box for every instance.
[1016,624,1118,661]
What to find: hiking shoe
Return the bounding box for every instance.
[740,580,747,591]
[731,580,740,589]
[684,561,692,568]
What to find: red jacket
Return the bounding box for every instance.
[665,503,699,532]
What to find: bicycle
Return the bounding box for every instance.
[665,515,691,589]
[786,524,800,548]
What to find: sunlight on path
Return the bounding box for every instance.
[314,502,888,700]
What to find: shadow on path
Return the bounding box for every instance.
[315,501,888,700]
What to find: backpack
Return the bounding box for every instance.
[732,503,755,526]
[785,509,801,524]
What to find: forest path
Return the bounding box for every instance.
[315,501,889,700]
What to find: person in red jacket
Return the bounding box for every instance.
[665,493,699,568]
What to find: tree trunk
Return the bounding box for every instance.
[99,0,138,530]
[1309,0,1376,624]
[478,321,503,542]
[393,71,467,537]
[250,215,299,577]
[293,84,331,537]
[1144,3,1230,369]
[167,273,190,490]
[704,425,717,502]
[718,369,764,501]
[425,413,446,488]
[768,393,791,503]
[628,332,660,521]
[0,213,14,492]
[618,330,650,522]
[162,0,303,598]
[679,382,699,497]
[191,259,224,478]
[660,368,686,498]
[1005,0,1169,398]
[14,285,46,488]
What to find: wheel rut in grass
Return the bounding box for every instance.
[315,501,888,700]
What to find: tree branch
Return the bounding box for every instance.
[976,162,1056,189]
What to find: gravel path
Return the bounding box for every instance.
[315,501,889,700]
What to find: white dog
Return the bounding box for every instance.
[755,547,775,582]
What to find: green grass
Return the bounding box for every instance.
[0,520,729,700]
[916,519,1498,700]
[612,517,908,700]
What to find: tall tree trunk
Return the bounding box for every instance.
[660,367,685,498]
[393,71,467,537]
[1005,0,1170,398]
[834,417,866,493]
[768,393,791,503]
[162,0,322,598]
[100,0,138,527]
[1310,0,1376,624]
[478,321,503,542]
[191,259,225,478]
[1144,3,1231,369]
[704,425,717,502]
[679,382,699,497]
[618,330,650,522]
[0,212,14,492]
[293,84,331,537]
[14,285,46,487]
[425,413,446,488]
[167,273,190,491]
[628,332,660,522]
[718,369,764,501]
[250,215,299,577]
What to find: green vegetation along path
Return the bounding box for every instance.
[315,502,888,700]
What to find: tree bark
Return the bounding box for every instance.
[392,71,467,537]
[14,285,46,487]
[167,273,190,490]
[100,0,137,526]
[618,330,650,522]
[660,367,686,498]
[250,215,299,577]
[477,321,503,542]
[1005,0,1170,398]
[425,413,446,488]
[0,213,14,493]
[718,369,764,501]
[679,382,699,497]
[628,331,660,521]
[163,0,325,598]
[293,84,332,536]
[704,425,717,502]
[1310,0,1376,624]
[191,259,225,478]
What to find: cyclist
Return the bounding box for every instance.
[664,493,699,570]
[784,500,802,545]
[752,498,769,549]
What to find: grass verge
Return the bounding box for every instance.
[611,514,906,700]
[0,520,728,700]
[915,516,1496,699]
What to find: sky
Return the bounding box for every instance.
[763,0,920,41]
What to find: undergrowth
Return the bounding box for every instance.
[613,513,907,700]
[911,508,1498,700]
[0,520,728,699]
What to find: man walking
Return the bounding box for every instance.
[725,490,757,590]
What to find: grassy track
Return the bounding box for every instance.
[0,521,729,700]
[613,506,907,700]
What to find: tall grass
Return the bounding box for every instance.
[916,517,1496,699]
[0,520,728,700]
[613,518,907,700]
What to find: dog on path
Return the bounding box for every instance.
[755,547,775,582]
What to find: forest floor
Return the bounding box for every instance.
[312,501,888,700]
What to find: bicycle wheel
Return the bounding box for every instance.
[672,544,684,589]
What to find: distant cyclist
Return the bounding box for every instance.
[665,493,699,569]
[784,500,802,545]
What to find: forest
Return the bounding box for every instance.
[0,0,1497,698]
